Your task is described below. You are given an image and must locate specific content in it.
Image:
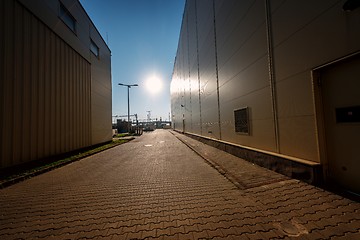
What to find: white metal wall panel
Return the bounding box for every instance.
[187,0,201,135]
[171,0,360,164]
[215,0,276,151]
[181,12,192,133]
[171,56,181,131]
[196,0,220,139]
[271,0,360,161]
[171,46,182,132]
[179,20,188,133]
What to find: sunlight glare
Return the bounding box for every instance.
[146,76,163,95]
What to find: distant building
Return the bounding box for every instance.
[116,119,130,134]
[0,0,112,168]
[171,0,360,194]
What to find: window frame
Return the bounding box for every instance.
[90,39,100,58]
[59,2,77,34]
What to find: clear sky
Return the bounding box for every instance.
[79,0,185,122]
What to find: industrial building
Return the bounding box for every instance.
[0,0,112,168]
[171,0,360,194]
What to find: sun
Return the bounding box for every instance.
[145,76,163,94]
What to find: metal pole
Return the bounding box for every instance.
[127,86,130,133]
[118,83,138,133]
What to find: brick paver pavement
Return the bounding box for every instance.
[0,129,359,239]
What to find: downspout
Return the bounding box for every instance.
[212,0,222,140]
[186,12,192,132]
[265,0,280,152]
[195,0,202,135]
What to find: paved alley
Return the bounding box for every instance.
[0,130,359,240]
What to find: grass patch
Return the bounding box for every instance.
[115,133,130,138]
[114,133,141,137]
[0,138,133,188]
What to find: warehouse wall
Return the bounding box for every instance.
[171,0,360,165]
[171,0,276,153]
[17,0,112,145]
[270,0,360,161]
[90,33,112,145]
[215,0,276,152]
[0,0,111,168]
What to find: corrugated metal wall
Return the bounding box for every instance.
[0,0,91,168]
[89,28,112,145]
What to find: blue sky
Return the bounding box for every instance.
[79,0,185,122]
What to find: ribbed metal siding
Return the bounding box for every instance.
[0,0,91,168]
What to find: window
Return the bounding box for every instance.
[60,2,76,33]
[234,107,250,134]
[90,39,99,57]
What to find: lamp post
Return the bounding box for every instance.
[118,83,138,133]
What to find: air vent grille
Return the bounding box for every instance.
[234,107,250,134]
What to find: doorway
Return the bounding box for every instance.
[318,53,360,195]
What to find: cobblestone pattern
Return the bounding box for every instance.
[0,130,285,240]
[0,130,359,239]
[172,131,360,239]
[245,180,360,239]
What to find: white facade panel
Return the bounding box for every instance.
[171,0,360,189]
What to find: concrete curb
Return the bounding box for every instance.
[170,131,247,190]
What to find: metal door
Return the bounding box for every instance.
[320,54,360,195]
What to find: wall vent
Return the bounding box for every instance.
[234,107,250,134]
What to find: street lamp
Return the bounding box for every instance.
[118,83,138,133]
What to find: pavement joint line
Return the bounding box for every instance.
[170,130,295,191]
[170,131,247,190]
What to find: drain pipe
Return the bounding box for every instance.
[265,0,280,152]
[212,0,222,140]
[195,0,203,135]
